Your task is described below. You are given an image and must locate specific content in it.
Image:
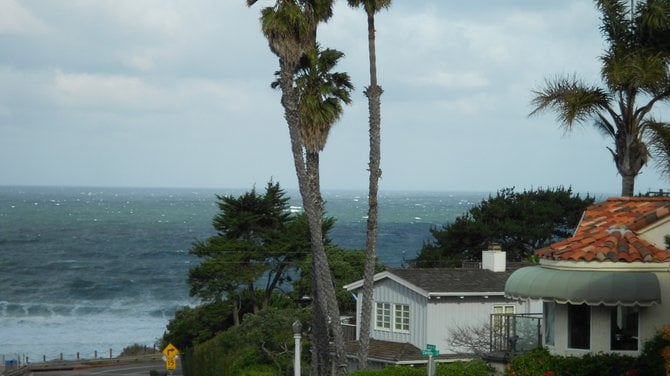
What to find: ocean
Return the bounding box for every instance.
[0,186,485,362]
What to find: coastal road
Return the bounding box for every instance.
[24,361,182,376]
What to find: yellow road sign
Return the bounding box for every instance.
[166,358,177,370]
[162,343,180,371]
[162,343,179,358]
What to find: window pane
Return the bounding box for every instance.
[544,302,555,346]
[611,306,638,350]
[375,303,391,330]
[394,304,410,332]
[568,304,590,349]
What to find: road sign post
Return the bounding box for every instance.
[422,344,439,376]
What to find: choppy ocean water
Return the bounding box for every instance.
[0,186,484,362]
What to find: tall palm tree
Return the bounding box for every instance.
[293,45,353,376]
[530,0,670,196]
[248,1,351,374]
[346,0,391,368]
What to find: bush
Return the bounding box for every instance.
[350,366,424,376]
[505,347,638,376]
[118,343,157,357]
[349,360,490,376]
[436,360,491,375]
[184,307,309,376]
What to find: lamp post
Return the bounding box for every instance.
[293,320,302,376]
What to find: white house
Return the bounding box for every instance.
[505,197,670,357]
[344,248,541,369]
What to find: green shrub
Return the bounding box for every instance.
[436,359,491,375]
[636,326,670,376]
[350,366,424,376]
[119,343,156,357]
[349,360,490,376]
[506,347,638,376]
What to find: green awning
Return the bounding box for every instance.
[505,266,661,307]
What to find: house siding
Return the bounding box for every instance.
[369,278,428,349]
[426,296,528,354]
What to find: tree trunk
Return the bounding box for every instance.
[277,58,346,375]
[306,151,348,376]
[621,173,636,197]
[358,8,383,369]
[232,297,240,327]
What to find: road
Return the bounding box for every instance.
[24,361,182,376]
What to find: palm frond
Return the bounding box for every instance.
[347,0,392,13]
[646,119,670,178]
[529,76,611,130]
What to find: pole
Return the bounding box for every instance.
[292,320,302,376]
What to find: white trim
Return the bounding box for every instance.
[429,292,505,297]
[539,259,670,272]
[344,271,431,297]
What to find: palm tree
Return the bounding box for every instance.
[248,1,352,374]
[346,0,391,368]
[292,45,353,376]
[530,0,670,196]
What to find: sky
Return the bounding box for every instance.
[1,0,669,195]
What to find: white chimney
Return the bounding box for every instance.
[482,243,506,272]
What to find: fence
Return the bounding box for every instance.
[1,343,159,371]
[489,313,542,354]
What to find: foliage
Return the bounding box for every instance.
[636,325,670,376]
[413,187,594,266]
[436,360,492,376]
[188,181,305,314]
[348,360,490,376]
[505,347,639,376]
[292,245,383,314]
[184,307,310,376]
[529,0,670,196]
[163,300,232,351]
[118,343,157,357]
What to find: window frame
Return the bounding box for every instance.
[610,305,639,351]
[374,301,410,334]
[393,303,410,333]
[374,302,391,331]
[567,304,591,350]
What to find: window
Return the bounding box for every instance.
[568,304,590,349]
[394,304,410,332]
[544,302,556,346]
[375,302,410,333]
[492,304,515,332]
[611,306,639,351]
[375,302,391,330]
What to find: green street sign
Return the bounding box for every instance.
[426,344,436,351]
[421,348,439,357]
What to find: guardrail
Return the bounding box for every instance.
[2,353,163,376]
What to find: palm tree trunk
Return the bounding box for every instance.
[358,8,383,368]
[306,151,348,376]
[622,173,636,196]
[277,59,346,373]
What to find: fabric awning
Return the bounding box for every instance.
[505,266,661,306]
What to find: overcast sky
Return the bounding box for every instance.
[2,0,669,195]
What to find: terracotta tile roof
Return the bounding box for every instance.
[537,197,670,262]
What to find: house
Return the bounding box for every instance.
[344,247,541,370]
[505,197,670,356]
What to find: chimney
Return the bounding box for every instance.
[482,243,506,272]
